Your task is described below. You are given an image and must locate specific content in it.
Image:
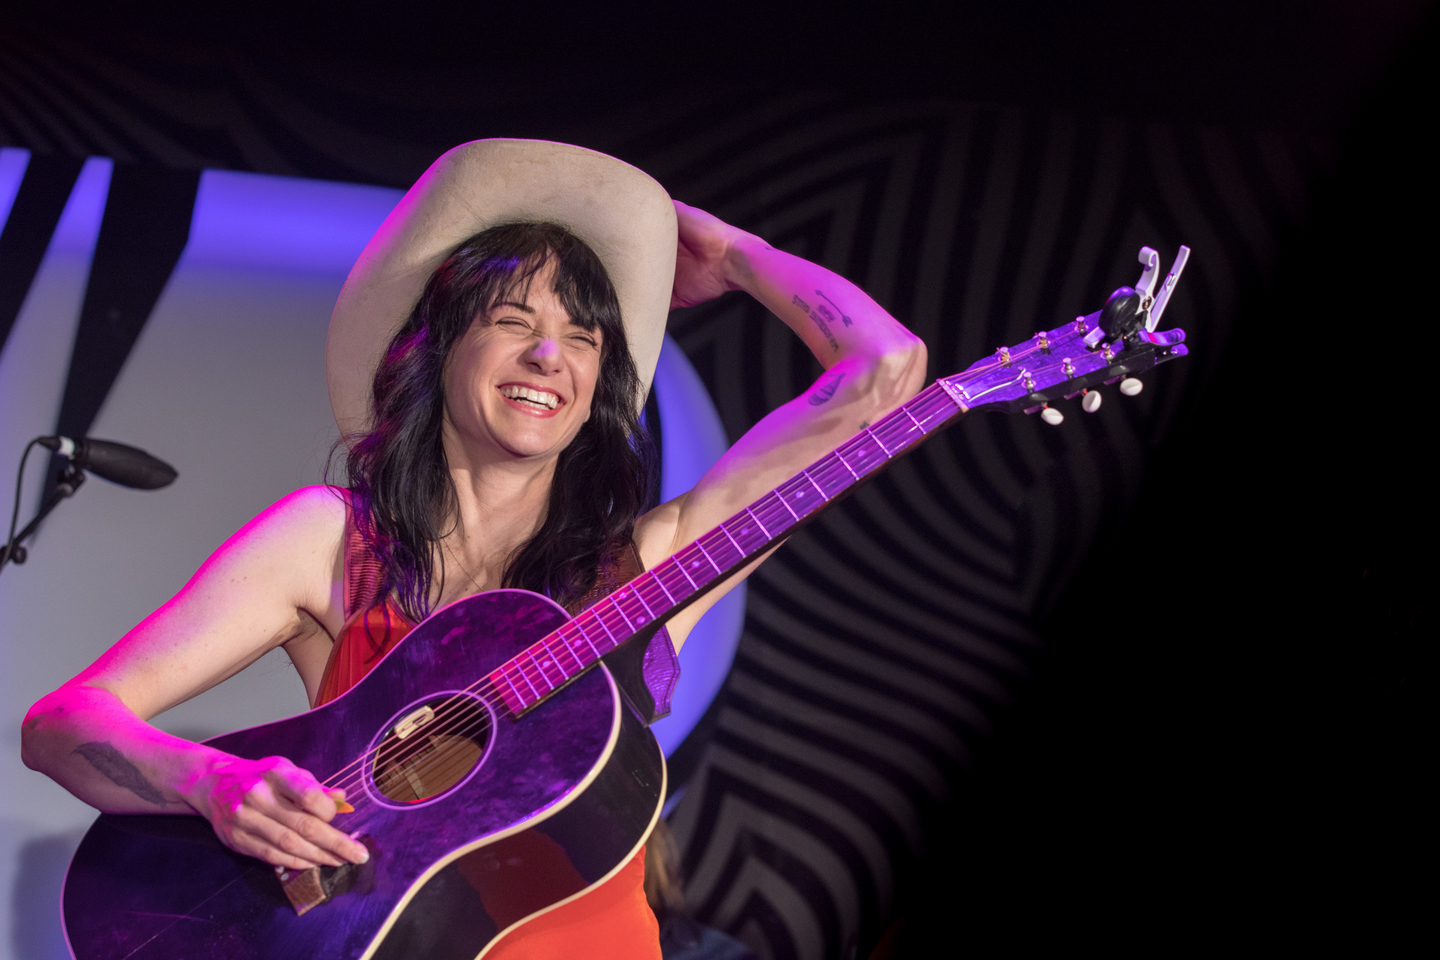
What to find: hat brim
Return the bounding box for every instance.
[326,139,677,439]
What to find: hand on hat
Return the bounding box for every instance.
[671,200,766,309]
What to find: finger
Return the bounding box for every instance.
[216,820,320,871]
[326,787,354,814]
[241,811,345,869]
[270,767,339,822]
[273,805,370,866]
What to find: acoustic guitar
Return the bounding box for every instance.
[60,246,1191,959]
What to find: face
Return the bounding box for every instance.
[441,263,604,467]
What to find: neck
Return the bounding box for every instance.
[437,433,559,600]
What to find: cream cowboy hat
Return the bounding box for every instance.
[326,139,678,437]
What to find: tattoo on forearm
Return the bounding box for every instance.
[809,371,845,406]
[815,290,853,327]
[73,742,167,806]
[792,293,840,353]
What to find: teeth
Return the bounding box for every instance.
[500,385,559,410]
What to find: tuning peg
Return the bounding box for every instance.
[1081,390,1102,413]
[1119,378,1143,396]
[1040,406,1064,425]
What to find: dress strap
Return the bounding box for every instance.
[343,499,387,620]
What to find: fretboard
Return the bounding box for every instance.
[485,380,967,716]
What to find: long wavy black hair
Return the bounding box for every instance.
[338,221,659,621]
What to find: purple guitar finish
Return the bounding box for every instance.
[61,590,666,960]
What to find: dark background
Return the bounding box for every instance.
[3,1,1430,954]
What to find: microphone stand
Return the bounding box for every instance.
[0,460,86,573]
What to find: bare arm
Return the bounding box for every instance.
[20,486,369,869]
[636,202,927,645]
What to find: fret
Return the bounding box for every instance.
[776,485,801,521]
[621,584,657,621]
[744,506,771,540]
[649,568,678,605]
[901,404,927,434]
[495,670,525,710]
[692,540,723,579]
[590,606,619,644]
[550,633,585,672]
[524,653,557,691]
[673,551,701,590]
[839,435,885,474]
[876,409,920,447]
[530,651,557,689]
[716,523,746,562]
[512,661,543,699]
[754,492,795,531]
[800,467,830,501]
[541,650,570,687]
[811,455,854,498]
[607,595,637,632]
[727,515,766,554]
[863,424,893,457]
[572,617,603,659]
[656,561,694,600]
[921,384,963,421]
[834,449,862,481]
[638,580,676,621]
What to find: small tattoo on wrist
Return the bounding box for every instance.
[809,371,845,406]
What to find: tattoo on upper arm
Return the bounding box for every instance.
[792,293,840,353]
[809,371,845,406]
[73,742,167,806]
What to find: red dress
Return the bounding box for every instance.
[314,516,663,960]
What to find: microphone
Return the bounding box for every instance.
[38,437,178,490]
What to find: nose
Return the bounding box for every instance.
[522,334,562,373]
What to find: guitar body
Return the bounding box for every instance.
[61,590,666,960]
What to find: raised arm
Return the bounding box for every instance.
[635,202,927,644]
[19,486,370,870]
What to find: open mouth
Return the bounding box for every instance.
[498,384,562,411]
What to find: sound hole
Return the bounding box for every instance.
[370,695,493,803]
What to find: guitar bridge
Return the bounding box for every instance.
[278,866,329,916]
[277,835,377,915]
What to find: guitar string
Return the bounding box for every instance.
[309,339,1103,813]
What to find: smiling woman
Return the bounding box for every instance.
[22,139,926,960]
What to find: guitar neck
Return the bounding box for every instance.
[486,381,967,715]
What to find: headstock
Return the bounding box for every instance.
[940,245,1191,424]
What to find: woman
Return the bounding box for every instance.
[22,140,925,956]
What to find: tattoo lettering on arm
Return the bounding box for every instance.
[815,290,853,327]
[809,371,846,406]
[73,742,167,806]
[792,293,840,353]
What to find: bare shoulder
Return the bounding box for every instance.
[252,484,349,553]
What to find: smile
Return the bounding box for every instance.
[498,384,562,411]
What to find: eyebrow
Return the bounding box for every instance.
[490,299,593,332]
